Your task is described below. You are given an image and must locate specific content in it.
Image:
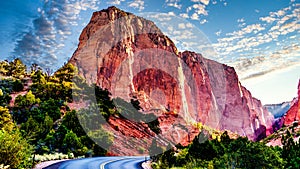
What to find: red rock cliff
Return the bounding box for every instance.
[284,79,300,125]
[69,6,274,154]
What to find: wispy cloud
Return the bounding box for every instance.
[234,44,300,80]
[179,13,189,18]
[12,0,99,68]
[107,0,125,5]
[192,4,208,16]
[190,13,200,20]
[165,0,182,9]
[213,3,300,80]
[215,30,222,36]
[180,0,217,21]
[200,19,208,24]
[191,0,210,6]
[128,0,145,11]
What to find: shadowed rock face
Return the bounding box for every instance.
[69,6,274,155]
[284,79,300,126]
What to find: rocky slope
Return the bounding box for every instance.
[69,6,274,155]
[283,79,300,126]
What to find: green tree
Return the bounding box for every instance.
[31,69,47,84]
[53,63,76,83]
[12,79,24,92]
[62,110,86,137]
[62,130,84,156]
[39,98,62,121]
[214,137,284,169]
[0,104,32,169]
[20,115,53,144]
[282,128,300,168]
[0,60,9,75]
[7,59,27,78]
[87,127,114,150]
[188,132,219,161]
[0,130,33,169]
[13,90,40,123]
[0,88,11,107]
[0,106,14,132]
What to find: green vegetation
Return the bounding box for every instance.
[0,58,161,168]
[0,106,32,168]
[151,124,300,169]
[1,58,299,168]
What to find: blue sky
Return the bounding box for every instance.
[0,0,299,104]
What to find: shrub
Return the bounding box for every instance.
[0,130,33,168]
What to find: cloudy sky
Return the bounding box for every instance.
[0,0,299,104]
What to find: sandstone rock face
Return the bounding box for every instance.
[69,6,274,154]
[284,79,300,125]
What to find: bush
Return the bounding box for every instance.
[12,79,24,92]
[0,130,33,168]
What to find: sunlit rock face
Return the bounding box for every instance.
[284,79,300,126]
[69,6,274,154]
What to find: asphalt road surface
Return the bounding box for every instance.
[44,156,146,169]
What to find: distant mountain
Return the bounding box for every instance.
[264,102,291,119]
[68,6,274,155]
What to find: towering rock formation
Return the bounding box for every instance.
[69,6,274,154]
[284,79,300,125]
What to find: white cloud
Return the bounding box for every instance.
[186,23,194,28]
[143,12,177,22]
[178,23,186,29]
[213,3,300,81]
[179,13,189,18]
[200,19,208,24]
[190,13,199,20]
[128,0,145,11]
[237,18,245,23]
[192,4,208,15]
[215,30,222,36]
[168,11,176,16]
[260,16,276,23]
[232,44,300,80]
[191,0,210,5]
[238,23,246,28]
[167,2,182,9]
[227,24,265,36]
[108,0,125,5]
[270,9,286,17]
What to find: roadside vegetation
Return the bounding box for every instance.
[0,59,153,168]
[151,123,300,169]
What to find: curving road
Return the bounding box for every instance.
[44,156,147,169]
